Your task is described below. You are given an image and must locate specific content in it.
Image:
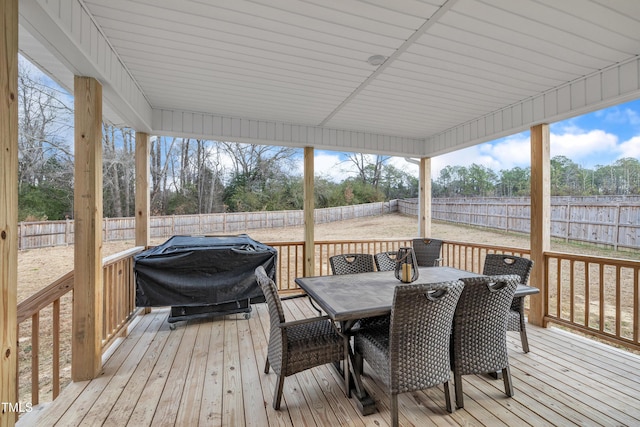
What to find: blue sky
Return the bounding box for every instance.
[309,99,640,181]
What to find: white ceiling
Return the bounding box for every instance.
[17,0,640,157]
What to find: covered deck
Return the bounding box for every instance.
[20,299,640,426]
[3,2,640,426]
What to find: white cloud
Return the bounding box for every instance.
[618,136,640,159]
[599,106,640,127]
[295,152,422,182]
[431,136,530,179]
[295,151,357,182]
[430,127,621,178]
[550,129,618,162]
[315,152,353,181]
[297,125,627,182]
[386,156,419,177]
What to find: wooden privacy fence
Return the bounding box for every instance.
[17,201,397,250]
[400,196,640,251]
[17,195,640,251]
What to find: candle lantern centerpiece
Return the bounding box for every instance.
[394,247,419,283]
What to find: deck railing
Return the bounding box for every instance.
[15,238,640,411]
[271,239,414,292]
[544,251,640,351]
[101,247,145,350]
[16,246,144,406]
[440,240,531,273]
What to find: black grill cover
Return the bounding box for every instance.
[134,235,276,307]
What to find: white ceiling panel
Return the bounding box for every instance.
[18,0,640,156]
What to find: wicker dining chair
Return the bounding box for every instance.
[451,274,519,409]
[482,254,535,353]
[330,253,388,331]
[412,238,443,267]
[329,253,375,275]
[354,280,465,426]
[255,266,348,409]
[374,251,398,271]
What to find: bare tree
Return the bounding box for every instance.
[17,58,73,191]
[345,153,390,189]
[220,141,297,183]
[103,124,135,217]
[150,136,178,214]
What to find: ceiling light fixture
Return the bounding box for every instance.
[367,55,386,66]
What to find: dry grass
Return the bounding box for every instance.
[16,213,639,405]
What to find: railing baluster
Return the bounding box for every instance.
[556,258,562,319]
[31,312,39,405]
[53,299,60,399]
[585,261,590,328]
[599,264,605,332]
[616,265,621,338]
[569,259,575,323]
[634,267,639,343]
[633,267,640,342]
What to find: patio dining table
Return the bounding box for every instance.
[295,266,539,414]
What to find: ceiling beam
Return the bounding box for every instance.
[152,108,426,156]
[318,0,459,128]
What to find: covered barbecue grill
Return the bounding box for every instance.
[134,234,277,324]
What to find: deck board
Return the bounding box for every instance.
[19,302,640,427]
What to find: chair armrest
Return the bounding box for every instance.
[279,315,332,328]
[279,293,308,301]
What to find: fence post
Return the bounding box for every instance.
[505,203,509,233]
[613,204,621,251]
[565,202,571,243]
[65,218,71,246]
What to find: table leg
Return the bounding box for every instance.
[349,350,377,415]
[336,321,377,415]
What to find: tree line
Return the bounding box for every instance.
[16,56,640,221]
[433,156,640,198]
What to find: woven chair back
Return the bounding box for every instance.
[329,253,375,275]
[255,266,285,372]
[374,251,398,271]
[452,275,519,375]
[482,254,533,285]
[389,280,465,394]
[412,238,443,267]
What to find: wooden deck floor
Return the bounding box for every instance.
[19,297,640,426]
